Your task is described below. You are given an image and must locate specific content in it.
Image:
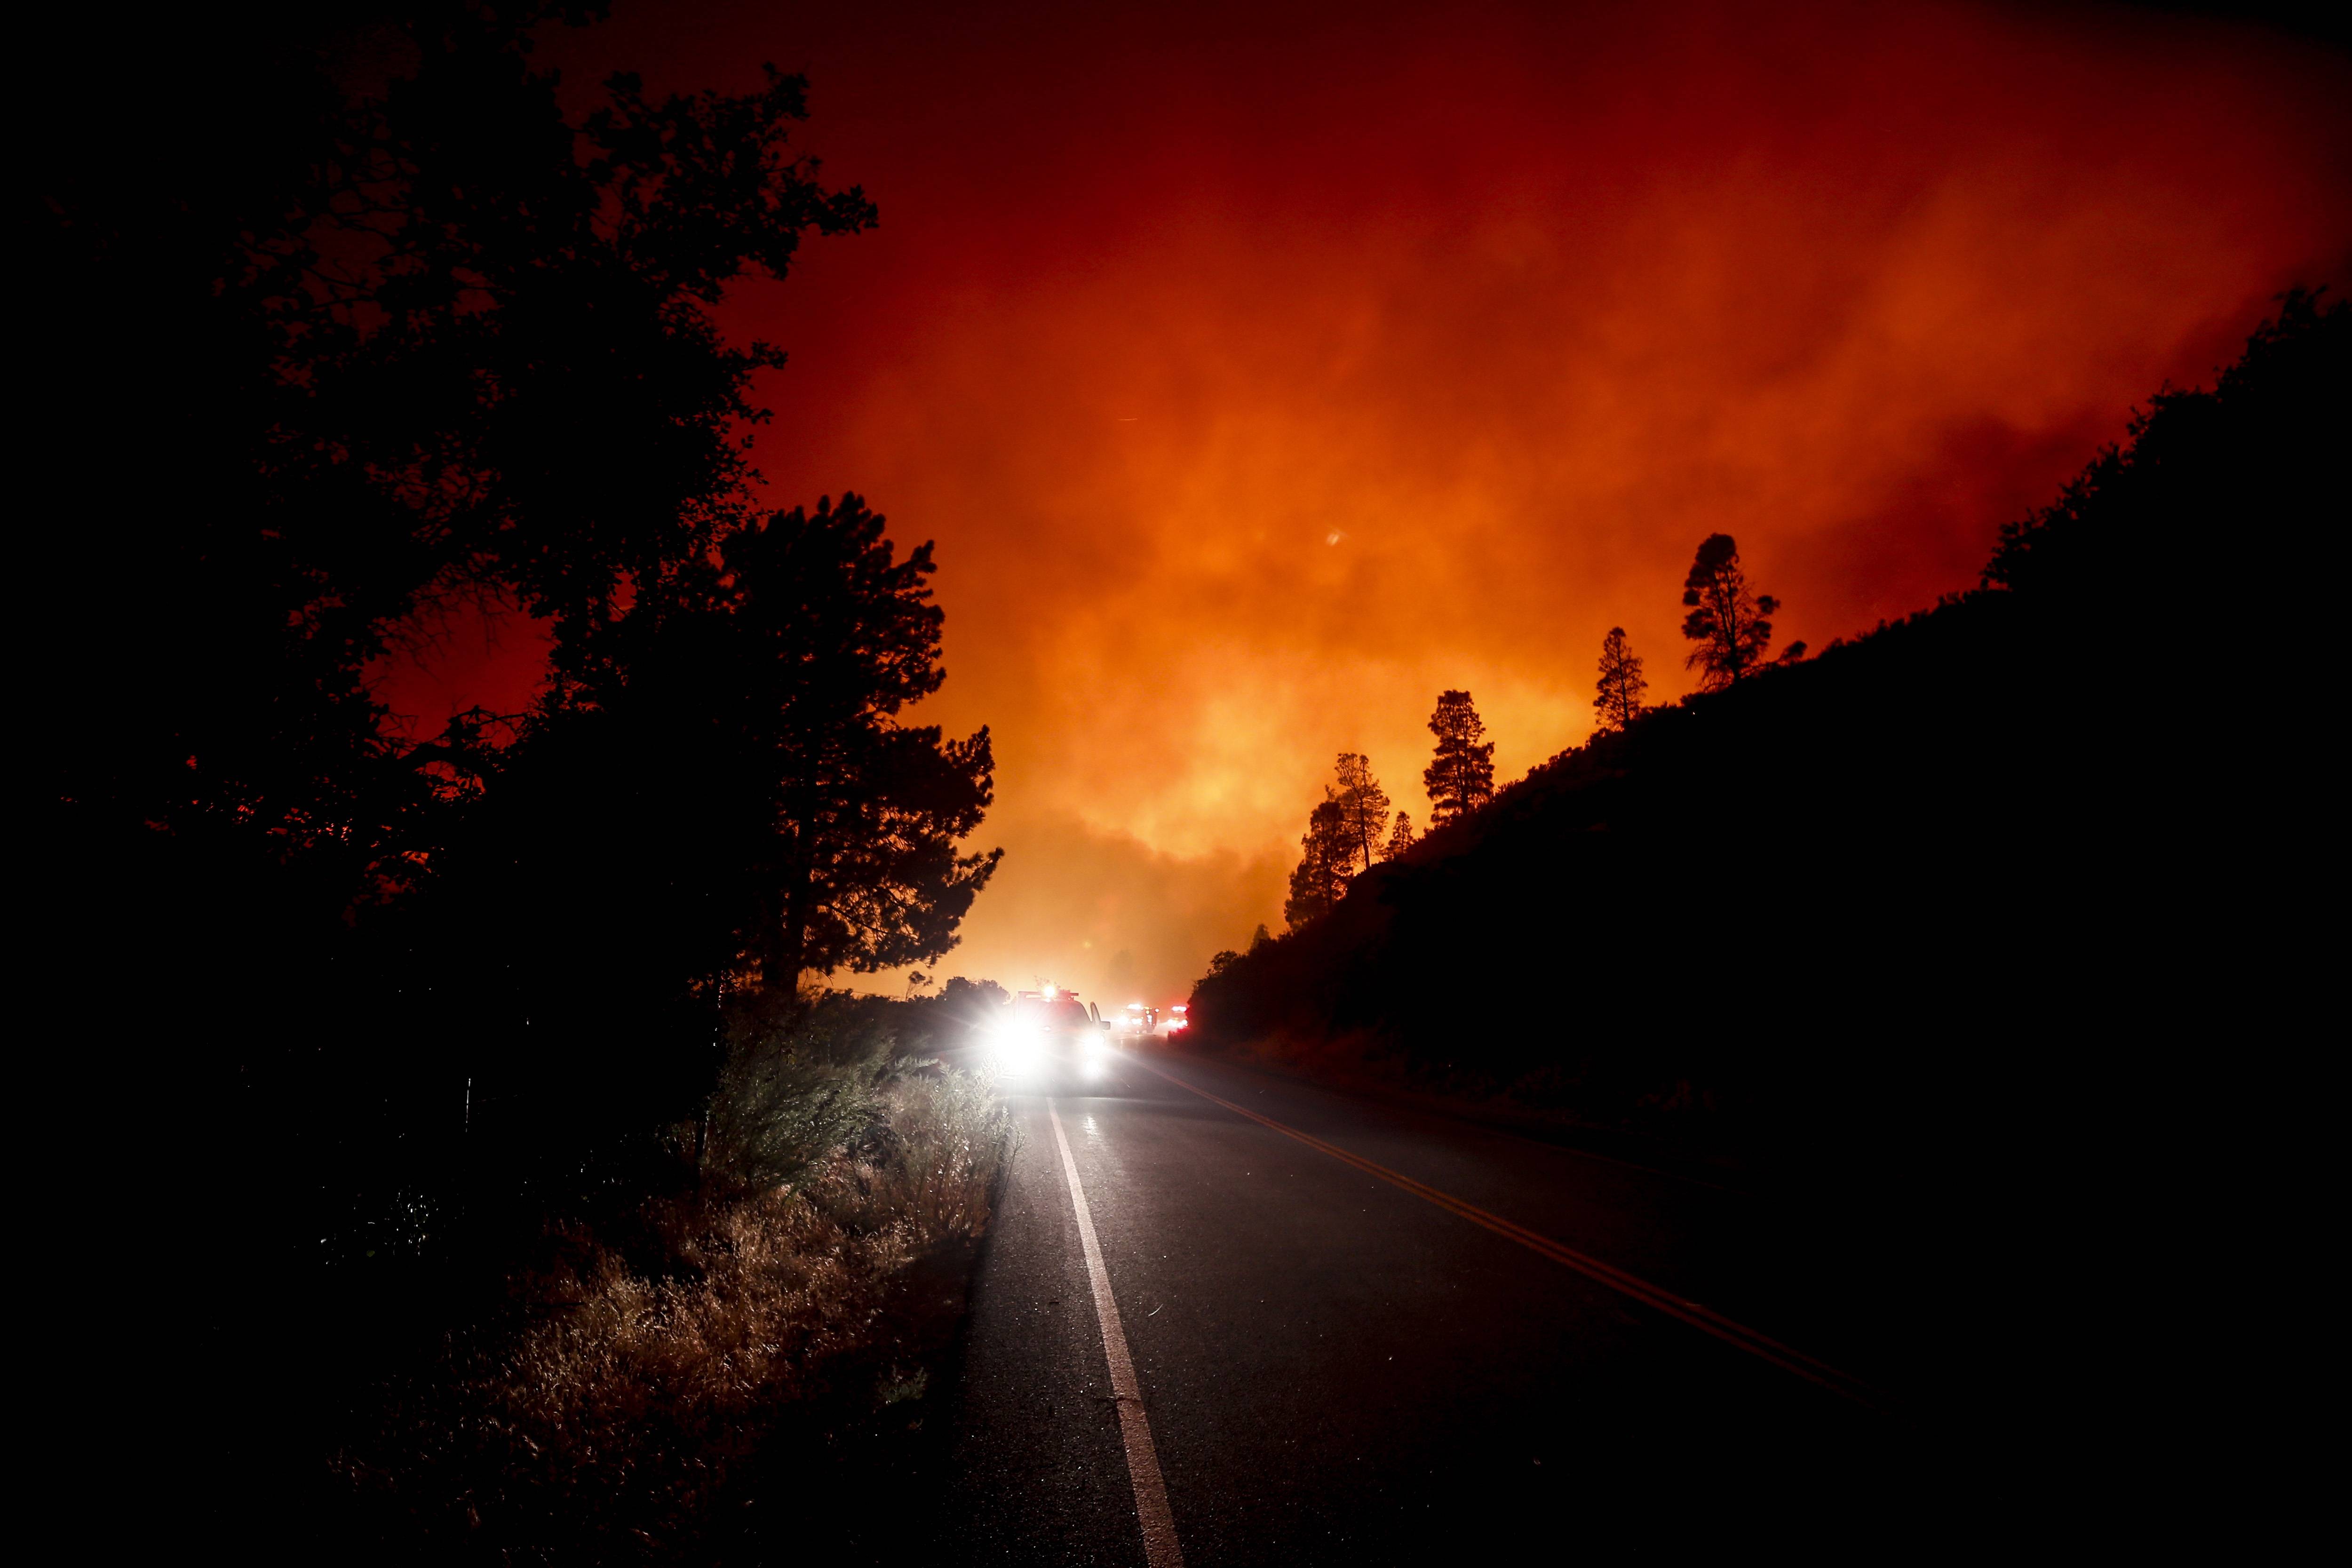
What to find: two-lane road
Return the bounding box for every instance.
[938,1048,1928,1563]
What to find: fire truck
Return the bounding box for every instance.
[983,986,1114,1086]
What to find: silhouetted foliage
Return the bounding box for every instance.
[1423,690,1496,825]
[926,976,1013,1042]
[1593,627,1648,731]
[1250,923,1275,952]
[28,12,998,1544]
[1679,535,1788,687]
[1332,752,1393,874]
[1285,796,1353,929]
[1384,812,1419,860]
[1983,288,2344,613]
[32,0,912,1162]
[35,3,875,879]
[419,493,999,1132]
[1186,291,2344,1256]
[1286,751,1394,926]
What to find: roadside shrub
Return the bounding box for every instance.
[337,1003,1016,1561]
[705,987,921,1190]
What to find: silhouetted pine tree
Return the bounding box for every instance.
[1284,796,1351,929]
[1423,691,1496,825]
[1332,752,1392,873]
[1681,535,1801,688]
[1593,627,1648,730]
[1384,812,1418,860]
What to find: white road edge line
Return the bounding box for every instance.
[1048,1098,1186,1568]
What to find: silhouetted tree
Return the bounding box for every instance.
[938,976,1010,1016]
[1180,294,2347,1465]
[1593,628,1649,731]
[34,7,876,894]
[1384,812,1418,859]
[1284,796,1351,929]
[31,6,911,1213]
[1332,752,1392,873]
[1424,691,1496,825]
[1680,535,1788,688]
[644,494,1000,987]
[431,494,1001,1124]
[1984,288,2346,616]
[1207,949,1243,976]
[1249,924,1274,952]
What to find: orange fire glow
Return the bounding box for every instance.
[381,0,2351,999]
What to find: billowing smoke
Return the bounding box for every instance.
[391,0,2350,1000]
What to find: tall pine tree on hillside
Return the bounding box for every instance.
[1593,627,1648,731]
[1680,535,1801,688]
[1384,812,1417,860]
[1332,752,1391,874]
[1423,690,1495,826]
[1283,796,1351,929]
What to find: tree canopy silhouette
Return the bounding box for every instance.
[27,14,1019,1544]
[1423,690,1496,825]
[1188,288,2347,1243]
[1332,752,1393,874]
[1285,796,1352,929]
[1981,288,2344,615]
[28,4,1003,1247]
[453,493,999,1051]
[1384,812,1418,860]
[1182,289,2345,1506]
[1593,627,1648,731]
[1679,535,1789,688]
[33,3,876,899]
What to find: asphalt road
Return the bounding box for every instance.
[935,1046,1935,1564]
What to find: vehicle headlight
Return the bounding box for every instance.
[990,1029,1043,1075]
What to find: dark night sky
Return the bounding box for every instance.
[376,0,2352,1000]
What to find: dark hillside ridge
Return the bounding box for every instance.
[1186,292,2344,1179]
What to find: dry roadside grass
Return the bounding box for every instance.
[338,1066,1013,1561]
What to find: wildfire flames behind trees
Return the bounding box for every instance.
[1190,291,2345,1156]
[29,0,2348,1552]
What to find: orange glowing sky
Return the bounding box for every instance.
[386,0,2352,1003]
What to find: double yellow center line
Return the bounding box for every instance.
[1137,1056,1883,1412]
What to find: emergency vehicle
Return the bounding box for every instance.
[983,986,1115,1087]
[1112,1002,1189,1037]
